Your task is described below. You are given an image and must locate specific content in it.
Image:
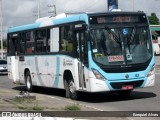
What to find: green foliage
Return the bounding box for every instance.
[148,13,160,25]
[13,97,34,104]
[13,97,44,111]
[64,104,81,111]
[32,100,44,111]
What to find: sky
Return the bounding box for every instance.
[1,0,160,38]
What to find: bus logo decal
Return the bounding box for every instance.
[63,59,67,66]
[63,59,73,66]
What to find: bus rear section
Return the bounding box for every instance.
[7,34,20,83]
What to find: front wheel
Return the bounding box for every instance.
[65,79,77,100]
[25,71,33,92]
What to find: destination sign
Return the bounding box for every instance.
[89,14,147,24]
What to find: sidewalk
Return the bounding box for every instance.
[0,88,96,112]
[0,88,130,120]
[155,56,160,65]
[155,56,160,73]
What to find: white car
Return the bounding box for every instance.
[0,60,7,74]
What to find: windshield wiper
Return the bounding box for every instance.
[105,26,121,44]
[129,26,136,45]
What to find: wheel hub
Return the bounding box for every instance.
[69,81,76,93]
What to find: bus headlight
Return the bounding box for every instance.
[92,68,106,81]
[147,65,155,77]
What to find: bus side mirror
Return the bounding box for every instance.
[73,23,88,31]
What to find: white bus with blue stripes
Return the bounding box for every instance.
[7,12,155,100]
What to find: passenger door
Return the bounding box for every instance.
[75,31,87,90]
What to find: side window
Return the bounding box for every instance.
[47,29,50,52]
[60,25,73,52]
[7,35,13,56]
[35,29,47,53]
[20,33,25,54]
[0,60,7,64]
[25,31,34,54]
[7,34,19,56]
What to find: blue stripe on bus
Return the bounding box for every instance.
[53,56,60,87]
[8,22,41,33]
[79,14,89,24]
[53,15,79,24]
[8,14,89,33]
[53,14,89,25]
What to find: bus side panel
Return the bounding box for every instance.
[7,56,13,80]
[47,55,61,88]
[18,56,38,85]
[19,58,25,84]
[7,56,20,83]
[59,56,76,89]
[35,56,49,87]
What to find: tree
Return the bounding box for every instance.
[148,13,159,25]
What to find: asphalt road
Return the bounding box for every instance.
[0,57,160,120]
[0,72,160,112]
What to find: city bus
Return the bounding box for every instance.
[7,11,155,100]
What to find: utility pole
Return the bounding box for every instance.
[48,4,56,16]
[0,0,3,60]
[132,0,134,11]
[33,0,40,18]
[37,0,40,18]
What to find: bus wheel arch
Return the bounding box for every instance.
[24,69,33,92]
[63,70,77,100]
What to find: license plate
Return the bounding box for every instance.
[122,85,133,90]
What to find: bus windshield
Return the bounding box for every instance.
[90,25,152,66]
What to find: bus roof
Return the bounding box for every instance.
[8,13,89,33]
[8,11,145,33]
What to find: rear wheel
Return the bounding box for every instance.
[25,71,33,92]
[69,80,77,100]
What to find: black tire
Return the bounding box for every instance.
[118,90,132,97]
[65,79,77,100]
[65,80,70,98]
[25,71,33,92]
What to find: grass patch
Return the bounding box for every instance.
[18,106,44,111]
[64,104,81,111]
[32,100,44,111]
[32,106,44,111]
[13,97,34,104]
[13,98,44,111]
